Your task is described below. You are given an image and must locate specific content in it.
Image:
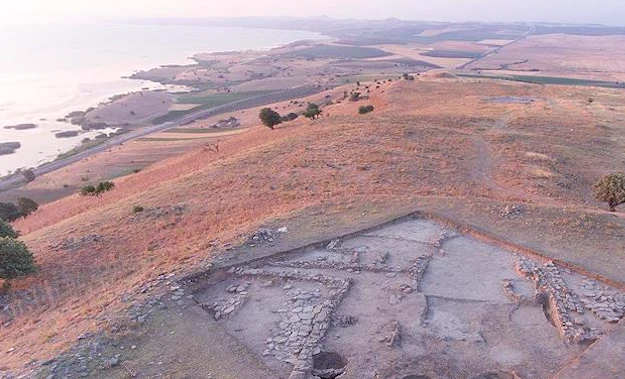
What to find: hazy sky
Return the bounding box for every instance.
[2,0,624,26]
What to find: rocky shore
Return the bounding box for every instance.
[0,142,21,155]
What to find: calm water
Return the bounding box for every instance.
[0,22,320,174]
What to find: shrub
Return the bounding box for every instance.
[0,203,21,222]
[0,237,36,280]
[358,105,375,114]
[16,198,38,217]
[81,181,115,196]
[594,173,625,211]
[22,169,36,183]
[133,205,144,213]
[403,73,415,80]
[281,113,299,122]
[80,185,97,196]
[304,103,322,119]
[97,181,115,194]
[0,219,18,239]
[349,92,361,102]
[259,108,282,129]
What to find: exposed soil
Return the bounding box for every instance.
[35,217,624,379]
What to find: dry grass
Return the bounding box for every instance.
[466,34,625,81]
[3,77,625,370]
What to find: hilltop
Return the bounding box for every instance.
[1,20,625,378]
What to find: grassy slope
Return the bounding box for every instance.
[3,78,625,370]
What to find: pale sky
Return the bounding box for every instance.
[1,0,624,26]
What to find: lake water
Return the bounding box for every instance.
[0,22,320,175]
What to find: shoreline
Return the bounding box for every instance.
[0,24,323,176]
[0,31,330,179]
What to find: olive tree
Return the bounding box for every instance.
[304,103,322,119]
[0,237,36,280]
[594,173,625,212]
[16,198,38,217]
[259,108,282,129]
[0,219,18,239]
[0,203,21,222]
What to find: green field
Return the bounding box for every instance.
[457,73,625,88]
[282,45,392,59]
[152,91,275,125]
[422,50,484,59]
[163,128,229,134]
[176,90,273,106]
[339,74,404,83]
[152,110,196,125]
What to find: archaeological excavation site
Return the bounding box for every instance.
[182,216,625,379]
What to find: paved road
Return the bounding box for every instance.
[0,85,329,192]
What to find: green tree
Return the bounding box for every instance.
[0,219,18,239]
[16,198,38,217]
[594,173,625,212]
[304,103,322,119]
[0,237,36,280]
[259,108,282,129]
[0,203,21,222]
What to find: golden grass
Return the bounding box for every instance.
[3,77,625,370]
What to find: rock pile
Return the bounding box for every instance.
[201,282,250,320]
[271,258,403,274]
[378,320,402,347]
[502,279,528,303]
[515,258,602,342]
[409,255,432,291]
[246,227,288,246]
[578,279,625,323]
[500,204,526,217]
[263,287,326,361]
[221,265,352,379]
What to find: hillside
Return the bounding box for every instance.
[2,75,625,377]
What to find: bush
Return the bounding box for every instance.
[304,103,322,119]
[594,173,625,211]
[80,185,97,196]
[281,113,299,122]
[133,205,144,213]
[97,181,115,193]
[0,219,18,239]
[349,92,361,102]
[358,105,375,114]
[259,108,282,129]
[16,198,38,217]
[80,181,115,197]
[0,237,36,280]
[0,203,21,222]
[403,73,415,81]
[22,169,36,182]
